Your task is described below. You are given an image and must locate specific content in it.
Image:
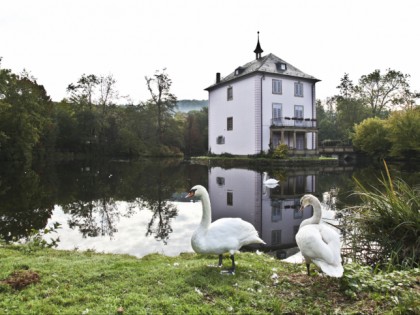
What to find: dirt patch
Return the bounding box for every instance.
[1,269,40,290]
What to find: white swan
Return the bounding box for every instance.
[186,185,265,274]
[295,194,343,277]
[263,172,279,186]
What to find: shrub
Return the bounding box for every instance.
[272,144,288,159]
[347,161,420,269]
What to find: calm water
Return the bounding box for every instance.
[1,158,418,259]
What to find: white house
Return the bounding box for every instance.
[205,34,320,155]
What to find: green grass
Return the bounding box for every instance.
[1,246,418,314]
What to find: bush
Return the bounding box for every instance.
[272,144,288,159]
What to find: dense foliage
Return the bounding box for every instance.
[316,69,419,152]
[0,63,209,165]
[352,108,420,159]
[345,162,420,269]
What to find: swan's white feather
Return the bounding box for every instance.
[295,194,343,277]
[192,218,264,255]
[263,172,279,185]
[188,185,265,258]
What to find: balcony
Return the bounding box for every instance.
[271,117,317,129]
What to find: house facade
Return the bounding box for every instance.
[205,35,320,155]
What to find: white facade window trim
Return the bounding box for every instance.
[272,79,282,94]
[227,86,233,100]
[294,82,304,97]
[227,117,233,131]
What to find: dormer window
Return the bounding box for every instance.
[234,67,244,76]
[276,62,287,71]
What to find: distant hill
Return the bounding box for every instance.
[176,99,208,113]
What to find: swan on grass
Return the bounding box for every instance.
[186,185,265,275]
[263,172,279,186]
[295,194,343,277]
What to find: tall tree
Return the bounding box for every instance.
[354,69,412,117]
[66,74,99,109]
[145,69,177,145]
[0,64,54,164]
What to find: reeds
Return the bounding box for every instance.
[342,161,420,269]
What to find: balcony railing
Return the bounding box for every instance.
[271,117,317,128]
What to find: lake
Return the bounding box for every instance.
[1,158,418,259]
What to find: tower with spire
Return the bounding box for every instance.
[254,31,263,59]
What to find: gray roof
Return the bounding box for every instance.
[205,53,320,91]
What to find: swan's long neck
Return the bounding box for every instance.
[309,198,322,224]
[199,190,212,228]
[300,197,323,228]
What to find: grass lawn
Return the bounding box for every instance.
[0,246,419,314]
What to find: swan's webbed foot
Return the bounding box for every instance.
[220,254,235,275]
[220,269,235,275]
[207,254,223,268]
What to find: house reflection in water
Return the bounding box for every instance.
[208,167,315,259]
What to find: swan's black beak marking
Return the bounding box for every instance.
[186,189,196,199]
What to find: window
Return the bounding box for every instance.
[294,82,303,97]
[294,105,304,126]
[272,79,282,94]
[227,191,233,206]
[227,86,233,100]
[227,117,233,130]
[271,230,282,245]
[235,67,244,76]
[272,103,282,121]
[216,177,225,186]
[216,136,225,144]
[294,209,303,219]
[276,62,287,71]
[271,201,283,222]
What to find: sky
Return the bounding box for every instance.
[1,0,419,104]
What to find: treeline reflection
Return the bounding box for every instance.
[2,158,417,256]
[0,159,207,243]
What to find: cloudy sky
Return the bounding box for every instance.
[2,0,419,104]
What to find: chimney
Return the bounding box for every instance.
[216,72,221,83]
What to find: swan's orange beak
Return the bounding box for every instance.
[186,191,195,198]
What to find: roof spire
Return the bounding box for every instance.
[254,31,263,59]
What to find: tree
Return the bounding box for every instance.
[316,98,342,142]
[183,107,208,156]
[67,74,99,109]
[145,69,177,145]
[0,65,54,164]
[386,108,420,158]
[352,117,391,158]
[334,74,370,141]
[354,69,412,117]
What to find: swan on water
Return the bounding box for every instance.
[186,185,265,275]
[295,194,343,277]
[263,172,279,186]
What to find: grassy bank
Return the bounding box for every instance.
[1,246,418,314]
[190,155,338,169]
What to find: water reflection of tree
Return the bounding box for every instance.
[0,164,55,242]
[143,199,178,245]
[63,197,119,238]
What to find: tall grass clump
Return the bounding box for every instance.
[346,161,419,269]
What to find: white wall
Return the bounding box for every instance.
[208,76,259,155]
